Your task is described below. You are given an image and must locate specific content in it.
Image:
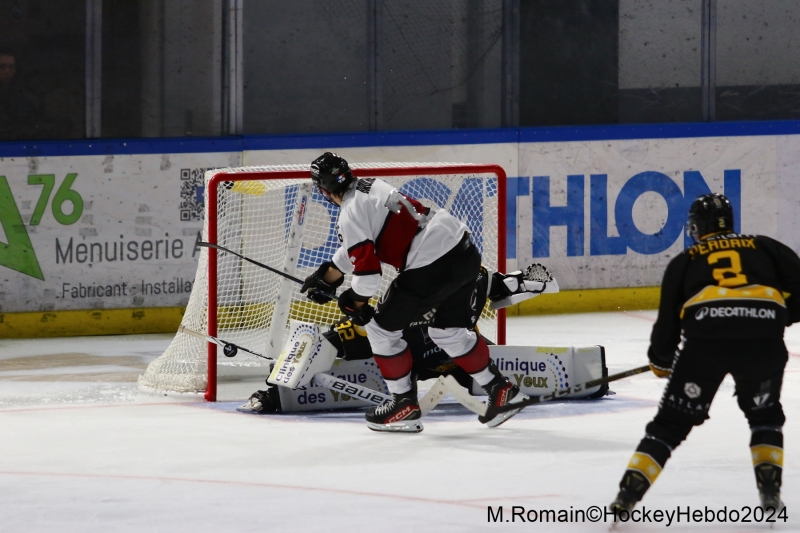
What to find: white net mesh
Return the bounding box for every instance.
[138,163,502,395]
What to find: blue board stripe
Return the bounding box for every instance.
[0,119,798,158]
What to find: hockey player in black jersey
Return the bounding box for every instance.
[300,152,528,432]
[610,193,800,515]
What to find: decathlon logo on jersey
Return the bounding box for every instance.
[695,306,776,320]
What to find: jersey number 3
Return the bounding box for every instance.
[708,250,748,287]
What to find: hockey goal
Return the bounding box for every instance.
[138,162,506,401]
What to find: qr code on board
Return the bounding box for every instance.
[179,168,213,221]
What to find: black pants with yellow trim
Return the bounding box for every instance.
[619,338,787,502]
[648,337,786,446]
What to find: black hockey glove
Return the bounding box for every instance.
[338,288,375,326]
[301,261,343,304]
[647,346,673,378]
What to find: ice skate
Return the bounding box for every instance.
[607,492,636,529]
[478,364,528,427]
[760,490,785,513]
[365,384,423,433]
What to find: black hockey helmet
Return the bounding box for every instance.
[310,152,354,199]
[687,193,734,241]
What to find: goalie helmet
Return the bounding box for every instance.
[687,193,734,241]
[310,152,354,199]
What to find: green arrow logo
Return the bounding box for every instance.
[0,175,44,280]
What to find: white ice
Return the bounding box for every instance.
[1,311,798,532]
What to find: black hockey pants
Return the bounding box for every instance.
[646,338,787,449]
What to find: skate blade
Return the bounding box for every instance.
[366,420,424,433]
[483,392,529,428]
[484,407,522,428]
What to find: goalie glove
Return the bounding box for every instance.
[301,261,343,304]
[488,263,559,310]
[338,288,375,326]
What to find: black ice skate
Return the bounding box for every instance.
[365,385,423,433]
[609,491,637,521]
[760,491,785,514]
[754,462,785,517]
[478,365,528,428]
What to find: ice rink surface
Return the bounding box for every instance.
[1,311,798,532]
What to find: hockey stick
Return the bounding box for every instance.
[443,364,652,417]
[178,325,447,414]
[178,326,389,407]
[199,242,336,301]
[198,242,306,284]
[179,324,268,360]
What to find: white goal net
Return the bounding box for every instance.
[138,162,506,400]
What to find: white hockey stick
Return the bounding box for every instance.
[418,376,449,416]
[179,325,448,413]
[440,376,488,416]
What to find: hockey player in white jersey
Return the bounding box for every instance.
[300,152,528,432]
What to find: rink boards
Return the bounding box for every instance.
[2,121,800,335]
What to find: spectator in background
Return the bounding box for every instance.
[0,47,42,140]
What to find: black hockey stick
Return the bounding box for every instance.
[178,325,394,407]
[179,325,274,360]
[488,364,652,415]
[198,241,335,300]
[446,364,653,418]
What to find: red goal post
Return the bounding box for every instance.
[139,163,506,401]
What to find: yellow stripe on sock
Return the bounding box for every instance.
[751,445,783,467]
[626,452,662,485]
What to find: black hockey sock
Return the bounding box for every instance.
[617,436,672,503]
[750,428,783,495]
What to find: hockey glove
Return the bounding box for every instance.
[301,261,343,304]
[338,288,375,326]
[649,363,672,378]
[647,346,673,378]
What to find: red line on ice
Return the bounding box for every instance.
[0,470,538,509]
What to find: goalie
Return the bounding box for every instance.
[239,264,559,417]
